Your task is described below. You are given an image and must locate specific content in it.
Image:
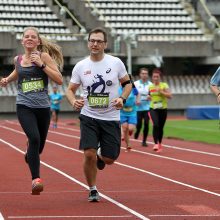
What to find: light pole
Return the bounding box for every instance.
[123,33,137,75]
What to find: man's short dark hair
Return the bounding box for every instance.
[88,27,108,42]
[139,67,149,74]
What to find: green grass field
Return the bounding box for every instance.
[155,119,220,145]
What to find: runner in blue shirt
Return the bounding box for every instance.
[119,75,138,151]
[50,85,62,128]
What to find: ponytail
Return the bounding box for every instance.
[38,36,64,71]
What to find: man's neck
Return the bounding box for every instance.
[90,53,105,62]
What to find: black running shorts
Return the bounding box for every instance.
[79,114,121,160]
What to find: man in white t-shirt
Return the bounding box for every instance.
[66,27,132,202]
[134,68,152,146]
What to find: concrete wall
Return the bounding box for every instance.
[0,94,217,113]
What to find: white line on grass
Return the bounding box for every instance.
[0,138,149,220]
[1,126,220,198]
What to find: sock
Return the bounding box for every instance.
[90,186,97,191]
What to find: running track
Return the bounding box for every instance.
[0,118,220,220]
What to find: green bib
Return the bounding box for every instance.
[88,93,109,108]
[22,80,44,93]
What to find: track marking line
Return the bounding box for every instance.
[8,215,132,219]
[149,215,220,217]
[0,139,149,220]
[4,120,220,157]
[1,126,220,197]
[49,126,220,158]
[31,128,220,171]
[0,213,4,220]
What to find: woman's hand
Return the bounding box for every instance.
[30,51,43,67]
[0,77,9,87]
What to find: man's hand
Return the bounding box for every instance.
[72,99,84,111]
[217,94,220,103]
[112,97,124,110]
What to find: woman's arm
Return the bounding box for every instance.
[160,88,172,99]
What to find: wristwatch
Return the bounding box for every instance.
[40,63,46,69]
[119,96,126,104]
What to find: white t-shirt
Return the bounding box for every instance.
[70,54,128,120]
[134,80,152,111]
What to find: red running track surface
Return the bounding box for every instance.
[0,119,220,220]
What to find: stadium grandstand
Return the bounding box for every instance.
[0,0,220,113]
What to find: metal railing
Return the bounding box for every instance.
[199,0,220,29]
[53,0,86,33]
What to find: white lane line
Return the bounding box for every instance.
[5,121,220,157]
[27,128,220,171]
[132,138,220,157]
[49,126,220,158]
[8,215,132,219]
[0,139,149,220]
[149,215,220,217]
[1,126,220,198]
[0,213,4,220]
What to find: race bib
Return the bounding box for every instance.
[123,106,133,112]
[22,80,44,93]
[153,101,163,109]
[88,93,109,108]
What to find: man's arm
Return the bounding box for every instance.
[210,85,220,103]
[66,82,84,110]
[119,74,133,99]
[112,74,132,110]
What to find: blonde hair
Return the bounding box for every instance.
[22,27,64,71]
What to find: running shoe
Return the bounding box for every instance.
[88,190,100,202]
[97,155,105,170]
[125,146,132,152]
[142,142,148,147]
[24,140,29,164]
[153,144,159,151]
[32,178,44,195]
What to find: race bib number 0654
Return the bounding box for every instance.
[22,80,44,93]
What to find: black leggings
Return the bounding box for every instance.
[150,109,167,144]
[16,104,51,180]
[135,110,149,142]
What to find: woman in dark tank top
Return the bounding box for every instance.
[0,27,63,195]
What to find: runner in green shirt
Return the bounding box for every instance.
[149,69,172,153]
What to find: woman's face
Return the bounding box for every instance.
[152,73,161,84]
[21,29,40,50]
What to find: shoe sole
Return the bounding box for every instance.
[88,198,100,202]
[32,183,44,195]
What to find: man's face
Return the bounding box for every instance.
[140,70,149,81]
[88,32,107,55]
